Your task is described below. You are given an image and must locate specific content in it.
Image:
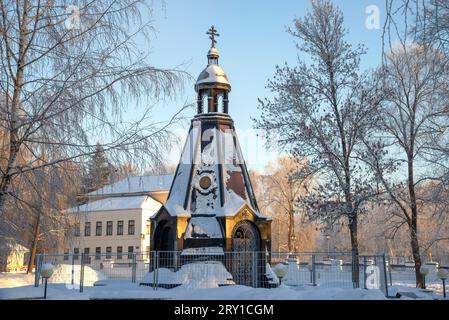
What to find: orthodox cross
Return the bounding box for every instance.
[206,25,219,48]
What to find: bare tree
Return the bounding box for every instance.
[385,0,449,54]
[0,154,81,272]
[365,42,449,288]
[255,0,382,260]
[263,156,311,252]
[249,159,318,253]
[0,0,188,216]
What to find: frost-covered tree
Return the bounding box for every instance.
[249,159,318,253]
[84,142,114,193]
[263,156,311,252]
[255,0,382,261]
[366,43,449,288]
[378,0,449,288]
[0,0,188,215]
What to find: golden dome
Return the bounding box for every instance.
[195,47,231,92]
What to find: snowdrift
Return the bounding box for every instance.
[142,261,234,289]
[49,264,106,286]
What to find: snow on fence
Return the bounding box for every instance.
[34,251,390,297]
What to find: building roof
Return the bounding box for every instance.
[86,174,173,197]
[68,174,173,214]
[194,45,231,92]
[68,195,162,213]
[195,63,230,90]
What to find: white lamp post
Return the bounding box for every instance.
[273,264,288,285]
[41,263,55,299]
[437,269,449,298]
[420,266,429,289]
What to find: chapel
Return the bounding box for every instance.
[150,27,272,286]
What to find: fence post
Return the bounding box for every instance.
[387,256,393,286]
[34,254,41,287]
[71,253,75,286]
[132,253,137,283]
[151,251,155,290]
[153,251,159,291]
[382,254,389,297]
[252,251,257,288]
[80,253,85,293]
[363,256,367,289]
[40,253,45,285]
[311,254,316,286]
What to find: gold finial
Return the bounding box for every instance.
[206,25,219,48]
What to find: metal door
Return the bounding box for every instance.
[232,221,259,286]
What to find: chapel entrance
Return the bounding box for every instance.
[153,221,175,269]
[231,221,260,286]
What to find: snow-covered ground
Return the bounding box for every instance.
[389,270,447,295]
[0,272,34,288]
[0,272,446,300]
[0,279,385,300]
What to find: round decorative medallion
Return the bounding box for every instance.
[199,176,212,189]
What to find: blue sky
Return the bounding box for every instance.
[138,0,387,170]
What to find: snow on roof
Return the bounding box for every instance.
[87,174,173,197]
[163,124,263,218]
[195,64,230,87]
[164,124,201,217]
[0,241,29,252]
[68,195,162,213]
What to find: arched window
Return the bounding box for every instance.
[217,94,224,113]
[202,94,208,113]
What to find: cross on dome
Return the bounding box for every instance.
[206,25,219,48]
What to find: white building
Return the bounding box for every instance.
[66,174,173,263]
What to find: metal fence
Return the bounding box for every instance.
[386,260,449,290]
[34,251,389,296]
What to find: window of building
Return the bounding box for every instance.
[127,246,134,259]
[128,220,135,235]
[96,221,102,236]
[95,247,101,260]
[146,222,150,235]
[106,246,112,259]
[74,248,79,260]
[106,221,113,236]
[74,223,80,237]
[84,222,91,237]
[63,249,69,261]
[117,246,123,260]
[117,220,123,235]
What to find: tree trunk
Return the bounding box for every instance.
[0,175,13,214]
[407,149,423,288]
[287,209,295,252]
[349,214,359,256]
[27,212,41,274]
[349,214,360,287]
[410,226,423,288]
[1,1,29,215]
